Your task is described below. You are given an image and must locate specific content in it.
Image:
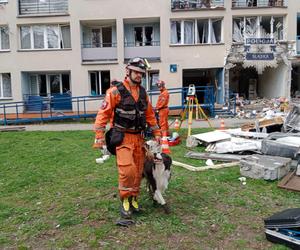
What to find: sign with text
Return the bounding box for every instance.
[246,53,274,60]
[246,38,275,45]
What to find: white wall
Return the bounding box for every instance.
[258,63,288,98]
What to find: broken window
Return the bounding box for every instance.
[170,21,181,44]
[145,26,153,46]
[0,26,9,50]
[273,17,284,40]
[233,17,245,42]
[92,29,101,48]
[134,26,153,46]
[90,27,112,48]
[20,24,71,49]
[211,19,222,43]
[232,15,284,41]
[102,27,112,47]
[245,17,258,38]
[197,19,209,44]
[134,27,143,46]
[172,18,223,45]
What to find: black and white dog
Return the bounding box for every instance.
[144,140,172,213]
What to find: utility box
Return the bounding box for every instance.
[240,154,292,180]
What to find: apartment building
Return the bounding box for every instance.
[0,0,299,114]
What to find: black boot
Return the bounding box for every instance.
[130,196,140,213]
[120,197,132,219]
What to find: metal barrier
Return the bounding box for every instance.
[0,86,215,125]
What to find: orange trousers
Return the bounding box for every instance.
[158,108,169,135]
[116,133,145,199]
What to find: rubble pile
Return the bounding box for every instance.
[184,103,300,191]
[235,97,289,120]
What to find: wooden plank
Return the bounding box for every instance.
[241,117,284,131]
[173,160,239,172]
[278,170,300,192]
[0,126,26,132]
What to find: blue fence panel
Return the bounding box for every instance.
[0,86,215,125]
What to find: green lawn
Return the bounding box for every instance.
[0,129,299,249]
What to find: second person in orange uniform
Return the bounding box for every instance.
[155,80,169,136]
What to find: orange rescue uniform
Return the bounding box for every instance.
[155,87,169,135]
[94,79,160,199]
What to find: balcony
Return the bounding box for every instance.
[171,0,225,11]
[18,0,68,16]
[81,43,117,63]
[232,0,287,8]
[124,41,160,61]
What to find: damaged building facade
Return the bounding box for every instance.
[0,0,300,114]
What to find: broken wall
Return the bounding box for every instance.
[258,63,288,98]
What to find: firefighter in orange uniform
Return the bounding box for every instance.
[93,57,161,219]
[155,80,169,136]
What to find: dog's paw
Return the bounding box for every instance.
[162,204,171,214]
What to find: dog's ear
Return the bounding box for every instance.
[162,153,172,170]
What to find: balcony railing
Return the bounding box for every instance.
[171,0,224,10]
[232,0,286,8]
[124,41,160,47]
[124,41,160,60]
[81,43,117,62]
[19,0,68,16]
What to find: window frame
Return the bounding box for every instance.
[133,25,154,46]
[170,18,223,45]
[28,73,70,96]
[19,24,71,50]
[88,25,113,48]
[0,73,12,99]
[89,71,111,96]
[232,15,285,42]
[0,26,10,51]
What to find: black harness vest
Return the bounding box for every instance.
[114,83,148,131]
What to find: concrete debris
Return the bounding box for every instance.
[191,130,231,144]
[186,135,199,148]
[240,154,292,180]
[261,139,300,159]
[235,97,289,120]
[207,137,261,154]
[224,128,269,139]
[185,151,249,162]
[185,101,299,184]
[283,104,300,132]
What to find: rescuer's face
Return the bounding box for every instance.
[129,70,143,84]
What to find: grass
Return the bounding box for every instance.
[0,129,299,249]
